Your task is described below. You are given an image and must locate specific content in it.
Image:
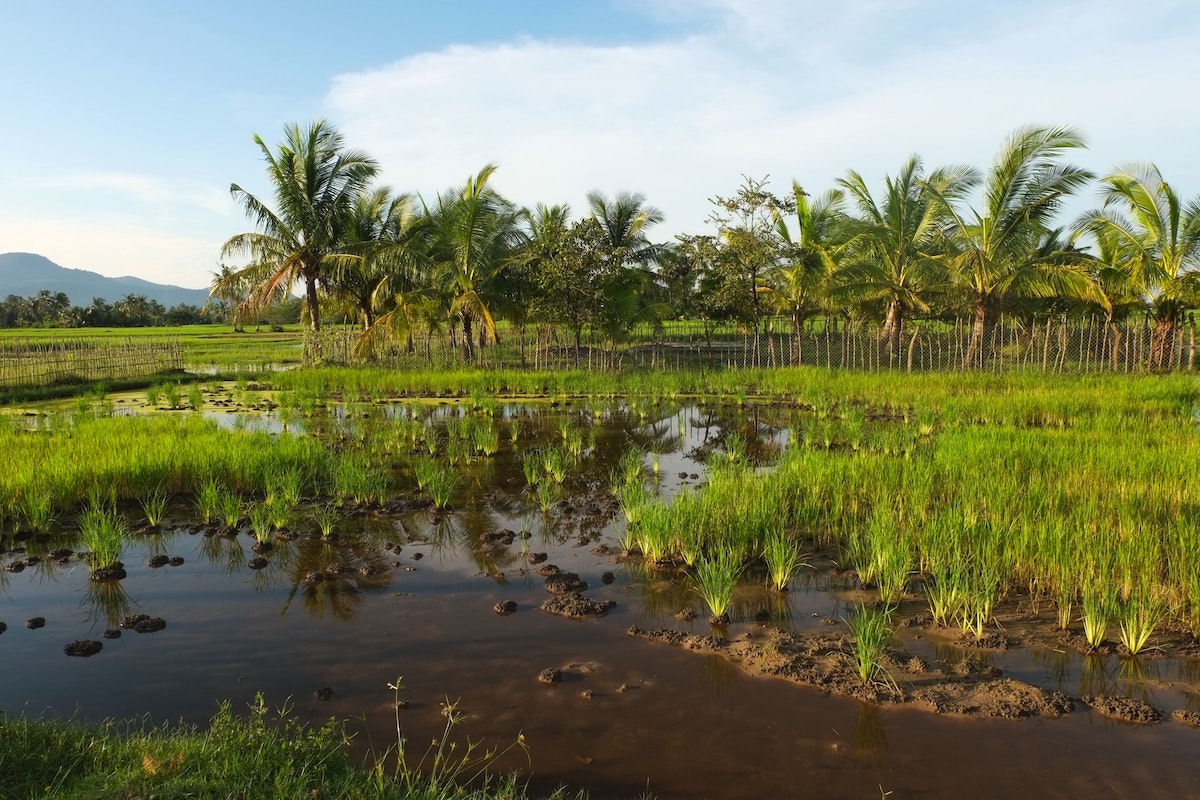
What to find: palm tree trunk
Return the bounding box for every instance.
[1149,313,1178,370]
[963,300,992,369]
[462,313,476,363]
[791,312,805,365]
[305,276,322,332]
[880,301,902,365]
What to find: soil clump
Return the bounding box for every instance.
[542,593,616,619]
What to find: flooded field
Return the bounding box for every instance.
[2,396,1199,799]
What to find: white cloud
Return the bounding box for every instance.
[327,0,1200,242]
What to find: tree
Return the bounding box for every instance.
[768,181,847,362]
[330,187,426,330]
[835,158,974,360]
[219,120,379,332]
[1077,164,1200,369]
[934,126,1097,366]
[208,263,249,331]
[426,164,522,363]
[707,176,790,365]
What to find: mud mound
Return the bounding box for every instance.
[544,572,588,594]
[1083,695,1162,724]
[542,593,616,618]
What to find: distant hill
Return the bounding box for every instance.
[0,252,211,308]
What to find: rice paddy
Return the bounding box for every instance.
[2,365,1200,798]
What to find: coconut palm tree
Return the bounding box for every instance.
[1076,164,1200,369]
[219,120,378,332]
[766,181,847,363]
[427,164,522,363]
[330,186,426,330]
[586,190,664,268]
[933,125,1097,366]
[835,157,976,361]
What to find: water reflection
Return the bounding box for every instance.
[80,578,134,629]
[851,702,890,765]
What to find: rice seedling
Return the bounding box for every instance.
[311,503,339,539]
[247,503,273,545]
[267,499,293,532]
[617,446,644,488]
[145,384,162,408]
[194,478,223,524]
[1117,591,1165,656]
[534,480,560,513]
[691,549,744,624]
[844,604,897,688]
[187,384,204,412]
[426,465,461,510]
[163,383,183,410]
[21,491,55,533]
[520,451,541,486]
[267,466,305,508]
[542,447,568,484]
[762,528,807,592]
[218,490,243,529]
[471,421,499,456]
[78,504,127,574]
[1081,580,1117,649]
[139,486,169,527]
[412,457,439,491]
[446,437,473,466]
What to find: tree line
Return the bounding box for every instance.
[0,291,208,329]
[217,121,1200,369]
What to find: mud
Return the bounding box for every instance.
[63,640,103,657]
[544,572,588,594]
[1083,695,1163,724]
[541,593,617,618]
[629,625,1073,718]
[120,615,166,634]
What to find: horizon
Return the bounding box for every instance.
[1,1,1197,290]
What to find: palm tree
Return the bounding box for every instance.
[208,263,249,331]
[766,181,847,363]
[330,187,426,330]
[933,125,1096,366]
[586,190,664,267]
[1076,164,1200,369]
[835,157,976,361]
[427,164,522,363]
[219,120,378,332]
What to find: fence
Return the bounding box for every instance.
[304,315,1199,374]
[0,338,184,389]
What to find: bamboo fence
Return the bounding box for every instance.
[0,338,184,389]
[305,314,1199,374]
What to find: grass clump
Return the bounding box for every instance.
[78,505,127,574]
[691,550,744,624]
[0,695,567,800]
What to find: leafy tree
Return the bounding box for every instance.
[219,120,379,332]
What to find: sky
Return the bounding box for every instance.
[1,0,1197,291]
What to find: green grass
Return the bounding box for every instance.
[0,696,573,800]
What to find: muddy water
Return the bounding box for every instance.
[2,402,1199,799]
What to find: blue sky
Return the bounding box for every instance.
[2,0,1197,290]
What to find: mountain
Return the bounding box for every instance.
[0,252,211,308]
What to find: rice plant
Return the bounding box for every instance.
[311,503,339,539]
[1081,581,1116,649]
[534,481,560,513]
[78,505,127,574]
[163,383,182,410]
[248,503,273,545]
[426,465,461,510]
[519,450,541,487]
[845,604,897,688]
[187,385,204,412]
[1117,591,1165,656]
[194,478,223,524]
[691,549,744,624]
[139,486,169,527]
[218,490,243,529]
[762,528,807,592]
